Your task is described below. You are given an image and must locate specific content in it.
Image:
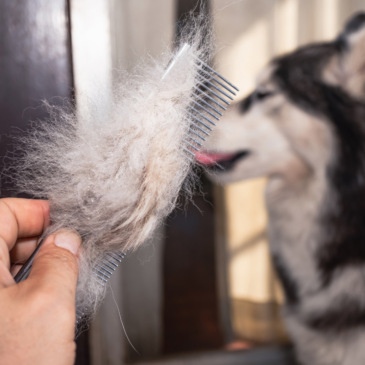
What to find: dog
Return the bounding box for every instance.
[197,12,365,365]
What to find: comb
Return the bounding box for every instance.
[14,43,238,325]
[174,44,239,163]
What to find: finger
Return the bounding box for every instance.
[10,263,22,277]
[26,230,81,305]
[10,237,39,264]
[0,260,15,287]
[0,236,10,269]
[0,198,50,252]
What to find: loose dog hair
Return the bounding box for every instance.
[8,13,214,319]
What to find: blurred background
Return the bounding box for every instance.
[1,0,365,364]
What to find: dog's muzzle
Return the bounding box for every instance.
[196,150,250,172]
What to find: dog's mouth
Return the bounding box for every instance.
[195,150,250,172]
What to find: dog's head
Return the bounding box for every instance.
[198,13,365,188]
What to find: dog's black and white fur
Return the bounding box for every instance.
[201,13,365,365]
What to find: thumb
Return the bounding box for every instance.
[25,230,82,302]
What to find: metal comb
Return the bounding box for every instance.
[176,44,239,163]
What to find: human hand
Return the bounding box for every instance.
[0,198,81,365]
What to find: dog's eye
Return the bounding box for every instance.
[256,90,275,100]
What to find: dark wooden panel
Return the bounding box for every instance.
[163,173,223,354]
[75,330,91,365]
[176,0,210,20]
[176,0,210,36]
[0,0,73,195]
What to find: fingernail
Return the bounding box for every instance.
[54,231,81,255]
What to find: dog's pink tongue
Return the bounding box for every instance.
[195,151,236,166]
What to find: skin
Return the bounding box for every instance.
[0,198,81,365]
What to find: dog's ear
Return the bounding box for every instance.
[323,13,365,99]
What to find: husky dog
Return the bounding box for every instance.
[197,13,365,365]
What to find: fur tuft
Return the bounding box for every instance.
[9,13,214,317]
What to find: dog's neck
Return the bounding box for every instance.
[265,166,330,297]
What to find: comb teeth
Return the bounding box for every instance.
[182,51,239,162]
[76,250,128,324]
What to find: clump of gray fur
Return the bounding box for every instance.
[11,15,214,318]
